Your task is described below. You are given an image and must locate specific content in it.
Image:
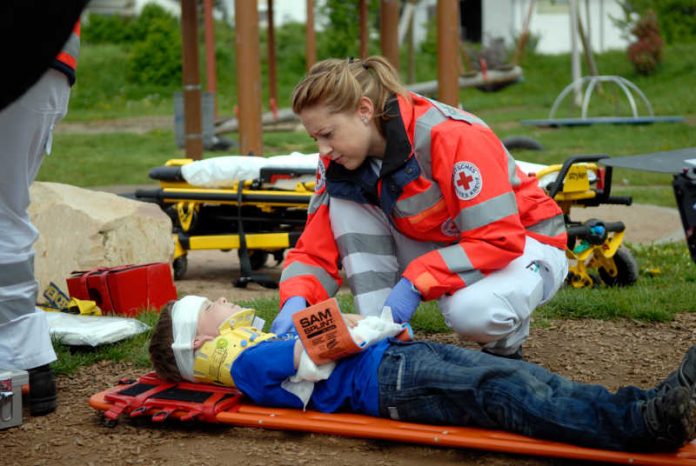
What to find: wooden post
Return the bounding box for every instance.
[359,0,368,59]
[436,0,459,106]
[267,0,279,118]
[203,0,218,118]
[180,0,203,159]
[235,0,263,155]
[380,0,400,70]
[306,0,316,71]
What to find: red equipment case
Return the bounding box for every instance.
[66,263,177,316]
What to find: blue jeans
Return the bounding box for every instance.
[377,340,656,451]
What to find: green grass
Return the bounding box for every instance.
[40,131,177,186]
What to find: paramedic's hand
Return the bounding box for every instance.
[384,277,421,323]
[271,296,307,335]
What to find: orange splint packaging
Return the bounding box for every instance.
[89,373,696,465]
[67,263,177,316]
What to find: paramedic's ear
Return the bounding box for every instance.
[357,96,374,122]
[193,335,214,350]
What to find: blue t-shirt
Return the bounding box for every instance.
[231,338,390,416]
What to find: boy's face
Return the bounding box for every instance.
[195,297,245,340]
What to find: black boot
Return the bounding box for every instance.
[27,364,57,416]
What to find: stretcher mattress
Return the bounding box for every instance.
[90,372,696,465]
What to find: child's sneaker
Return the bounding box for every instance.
[677,345,696,388]
[641,386,696,450]
[656,345,696,394]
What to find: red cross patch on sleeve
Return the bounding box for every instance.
[452,161,483,200]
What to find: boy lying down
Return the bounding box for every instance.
[148,295,696,452]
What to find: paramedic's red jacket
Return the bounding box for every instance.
[280,92,566,304]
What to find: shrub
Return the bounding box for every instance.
[126,16,182,87]
[627,10,663,75]
[614,0,696,45]
[82,13,136,44]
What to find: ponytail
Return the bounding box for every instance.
[291,55,409,121]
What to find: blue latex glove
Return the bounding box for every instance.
[271,296,307,335]
[384,277,422,323]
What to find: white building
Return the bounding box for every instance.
[482,0,629,54]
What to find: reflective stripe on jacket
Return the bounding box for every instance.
[52,22,80,85]
[280,92,566,304]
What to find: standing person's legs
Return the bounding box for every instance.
[329,198,438,316]
[0,69,70,415]
[377,341,673,451]
[439,236,567,356]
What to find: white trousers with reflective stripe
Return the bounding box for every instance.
[329,198,568,355]
[0,70,70,369]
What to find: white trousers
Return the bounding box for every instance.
[329,198,568,355]
[0,69,70,370]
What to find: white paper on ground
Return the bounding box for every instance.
[45,312,150,346]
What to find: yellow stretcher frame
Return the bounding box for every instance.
[536,154,638,288]
[135,158,314,287]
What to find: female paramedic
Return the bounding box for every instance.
[272,56,568,359]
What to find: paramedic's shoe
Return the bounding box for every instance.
[28,364,57,416]
[482,347,524,361]
[656,345,696,394]
[641,385,696,450]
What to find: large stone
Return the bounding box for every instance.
[29,182,174,293]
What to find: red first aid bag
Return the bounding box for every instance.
[66,262,177,316]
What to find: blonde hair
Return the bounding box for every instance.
[291,56,409,120]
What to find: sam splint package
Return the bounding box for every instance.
[66,263,177,317]
[292,298,411,365]
[283,299,411,408]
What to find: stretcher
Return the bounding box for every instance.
[525,154,638,288]
[89,372,696,465]
[135,152,638,289]
[134,155,317,288]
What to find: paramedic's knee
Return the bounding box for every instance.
[440,292,523,344]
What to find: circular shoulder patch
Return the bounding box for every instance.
[441,217,459,237]
[452,161,483,201]
[315,158,326,192]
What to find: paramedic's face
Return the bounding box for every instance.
[196,298,244,339]
[300,104,373,171]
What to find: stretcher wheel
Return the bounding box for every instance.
[173,256,188,280]
[598,247,639,287]
[240,250,269,270]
